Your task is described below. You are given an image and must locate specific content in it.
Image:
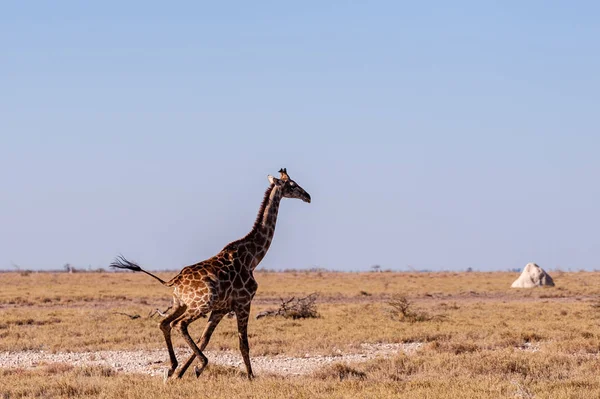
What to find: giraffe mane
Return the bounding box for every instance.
[251,184,275,231]
[222,183,276,252]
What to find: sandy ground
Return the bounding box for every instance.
[0,343,422,377]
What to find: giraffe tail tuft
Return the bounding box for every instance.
[110,255,143,272]
[110,255,170,286]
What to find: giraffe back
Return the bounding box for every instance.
[171,249,257,316]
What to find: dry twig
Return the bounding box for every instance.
[113,312,141,320]
[256,293,319,320]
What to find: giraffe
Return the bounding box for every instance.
[110,168,311,380]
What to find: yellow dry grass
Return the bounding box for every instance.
[1,270,600,398]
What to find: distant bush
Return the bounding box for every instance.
[388,294,441,323]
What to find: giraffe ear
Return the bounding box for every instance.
[268,175,282,186]
[278,168,290,181]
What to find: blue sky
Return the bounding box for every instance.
[1,1,599,271]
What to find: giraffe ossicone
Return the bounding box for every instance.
[110,168,311,380]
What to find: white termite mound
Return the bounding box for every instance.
[511,263,555,288]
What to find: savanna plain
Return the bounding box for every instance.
[2,270,600,398]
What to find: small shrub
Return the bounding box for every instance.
[388,294,437,323]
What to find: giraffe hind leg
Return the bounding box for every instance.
[159,304,186,381]
[176,318,209,379]
[177,309,228,378]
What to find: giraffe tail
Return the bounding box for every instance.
[110,255,172,286]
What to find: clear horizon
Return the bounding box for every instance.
[2,2,599,272]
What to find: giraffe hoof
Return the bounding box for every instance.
[194,365,201,378]
[163,368,176,383]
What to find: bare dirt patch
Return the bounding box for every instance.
[0,343,421,377]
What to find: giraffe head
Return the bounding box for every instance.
[268,168,311,203]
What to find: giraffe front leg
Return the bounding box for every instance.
[235,306,254,380]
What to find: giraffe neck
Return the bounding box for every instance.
[257,184,283,234]
[227,184,283,270]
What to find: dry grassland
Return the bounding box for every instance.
[1,270,600,398]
